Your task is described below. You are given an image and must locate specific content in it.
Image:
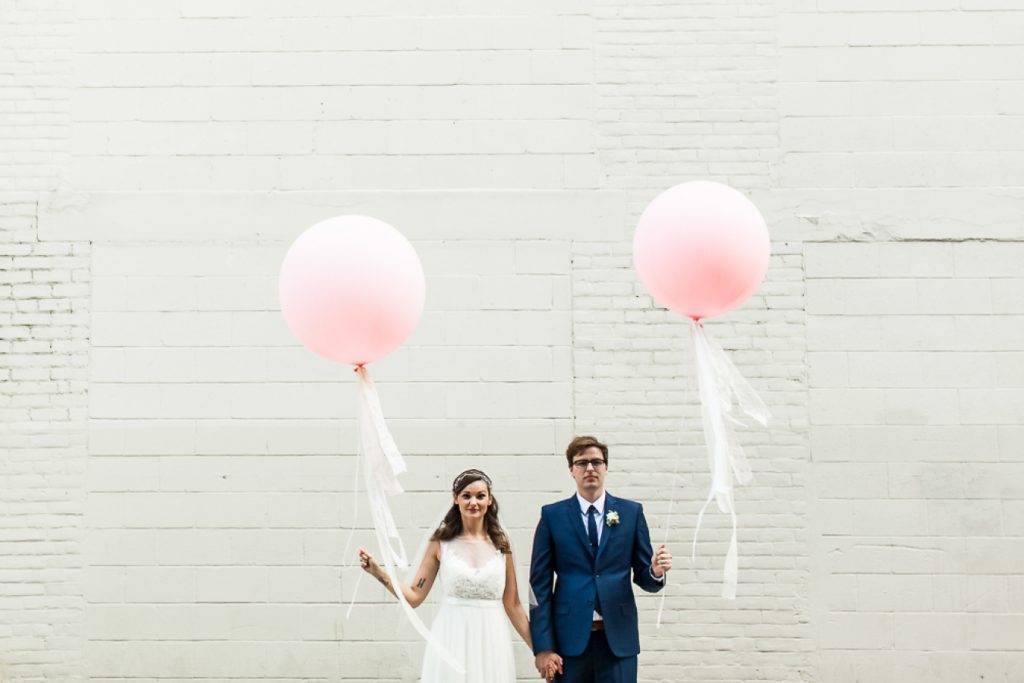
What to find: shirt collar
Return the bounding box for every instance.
[576,491,606,516]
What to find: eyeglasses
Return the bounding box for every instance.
[572,459,607,470]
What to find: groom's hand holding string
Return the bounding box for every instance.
[652,544,673,578]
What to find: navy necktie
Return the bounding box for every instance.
[587,505,603,616]
[587,505,599,550]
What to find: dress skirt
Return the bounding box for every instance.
[420,596,516,683]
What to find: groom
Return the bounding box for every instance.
[530,436,672,682]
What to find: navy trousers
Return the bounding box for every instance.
[556,630,638,683]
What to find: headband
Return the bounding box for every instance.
[452,469,492,493]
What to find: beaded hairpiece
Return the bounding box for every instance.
[452,469,493,493]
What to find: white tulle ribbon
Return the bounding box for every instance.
[689,319,769,599]
[353,366,464,674]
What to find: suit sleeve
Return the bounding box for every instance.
[529,509,557,654]
[632,504,665,594]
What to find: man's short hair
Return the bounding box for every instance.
[565,435,609,468]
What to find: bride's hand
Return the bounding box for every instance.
[358,548,382,578]
[544,653,562,681]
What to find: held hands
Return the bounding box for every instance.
[652,544,673,577]
[534,651,563,681]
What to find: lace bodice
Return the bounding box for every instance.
[438,538,506,601]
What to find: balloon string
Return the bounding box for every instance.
[341,365,366,619]
[345,571,363,620]
[655,348,688,629]
[341,424,363,620]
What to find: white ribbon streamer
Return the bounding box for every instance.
[689,319,769,599]
[354,366,464,674]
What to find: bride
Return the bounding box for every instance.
[359,469,559,682]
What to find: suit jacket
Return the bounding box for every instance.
[529,492,664,658]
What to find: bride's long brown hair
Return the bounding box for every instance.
[431,469,510,554]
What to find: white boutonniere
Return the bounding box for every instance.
[606,510,620,527]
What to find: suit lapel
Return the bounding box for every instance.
[594,492,616,563]
[564,496,594,558]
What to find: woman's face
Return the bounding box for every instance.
[454,480,491,521]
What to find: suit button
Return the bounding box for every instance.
[595,574,600,578]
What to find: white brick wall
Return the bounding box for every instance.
[807,241,1024,681]
[1,1,88,681]
[4,1,1023,681]
[778,3,1024,680]
[779,5,1024,189]
[69,1,598,192]
[595,0,778,197]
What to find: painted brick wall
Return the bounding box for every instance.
[1,1,87,681]
[3,1,1022,682]
[807,241,1024,681]
[70,0,599,192]
[779,3,1024,681]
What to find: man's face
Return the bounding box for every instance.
[569,446,608,499]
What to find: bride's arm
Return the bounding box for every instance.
[502,552,533,650]
[358,540,441,608]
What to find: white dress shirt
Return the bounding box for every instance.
[576,492,606,545]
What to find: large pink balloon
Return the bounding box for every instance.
[634,181,770,320]
[279,215,425,366]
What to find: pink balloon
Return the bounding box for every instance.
[633,181,770,320]
[279,215,425,366]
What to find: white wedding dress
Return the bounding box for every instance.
[420,537,517,683]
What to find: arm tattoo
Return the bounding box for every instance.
[376,575,389,587]
[416,578,426,589]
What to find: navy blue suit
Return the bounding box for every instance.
[530,493,663,681]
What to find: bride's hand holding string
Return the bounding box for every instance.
[358,548,385,582]
[359,543,440,608]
